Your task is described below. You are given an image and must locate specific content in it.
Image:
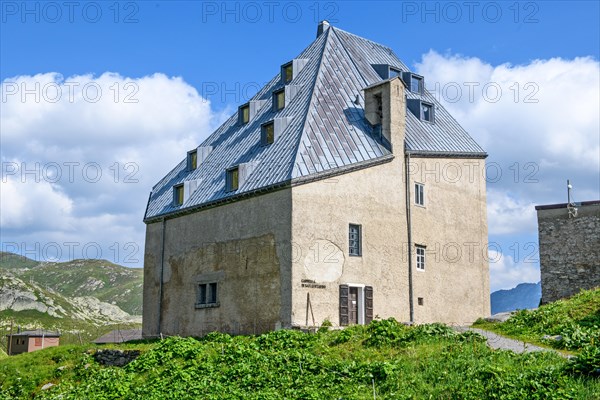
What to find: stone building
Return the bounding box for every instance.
[536,200,600,304]
[142,22,490,338]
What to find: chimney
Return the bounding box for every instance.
[317,20,330,37]
[363,78,406,152]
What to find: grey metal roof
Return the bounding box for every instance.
[144,25,486,222]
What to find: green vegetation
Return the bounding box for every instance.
[0,253,39,270]
[1,320,598,399]
[474,288,600,376]
[0,255,143,315]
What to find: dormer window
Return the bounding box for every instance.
[282,62,293,83]
[262,121,275,145]
[389,68,401,79]
[410,75,423,93]
[239,104,250,124]
[173,184,184,206]
[274,89,285,111]
[226,167,239,191]
[187,149,198,171]
[421,102,433,122]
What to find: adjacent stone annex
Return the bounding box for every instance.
[536,200,600,304]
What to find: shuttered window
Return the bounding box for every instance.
[339,285,373,326]
[339,285,349,326]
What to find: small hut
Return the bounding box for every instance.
[7,330,60,355]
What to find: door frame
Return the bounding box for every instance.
[344,283,366,325]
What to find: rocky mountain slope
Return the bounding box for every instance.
[0,252,143,331]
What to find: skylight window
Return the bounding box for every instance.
[274,89,285,111]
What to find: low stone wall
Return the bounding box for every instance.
[93,349,140,367]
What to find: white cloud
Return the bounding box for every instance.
[1,72,222,266]
[488,249,540,292]
[416,52,599,290]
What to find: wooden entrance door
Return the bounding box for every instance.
[349,287,359,324]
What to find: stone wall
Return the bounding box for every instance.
[537,202,600,304]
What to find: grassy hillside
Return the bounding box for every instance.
[474,288,600,351]
[18,259,143,315]
[0,254,143,315]
[0,252,39,270]
[0,321,598,399]
[0,271,140,345]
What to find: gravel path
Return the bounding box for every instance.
[455,327,559,355]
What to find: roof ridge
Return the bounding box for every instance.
[331,26,395,54]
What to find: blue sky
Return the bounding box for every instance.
[1,1,599,292]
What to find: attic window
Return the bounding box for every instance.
[421,102,434,122]
[274,89,285,111]
[188,149,198,171]
[389,67,401,78]
[282,62,293,83]
[410,75,423,93]
[239,104,250,124]
[262,121,275,145]
[173,184,184,206]
[226,167,239,191]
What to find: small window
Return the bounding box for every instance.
[418,297,424,306]
[415,183,425,206]
[197,282,219,307]
[239,104,250,124]
[174,184,184,206]
[262,121,275,145]
[283,62,293,83]
[421,102,433,122]
[410,75,423,93]
[349,224,362,256]
[389,67,401,78]
[274,89,285,111]
[416,245,426,271]
[188,150,198,170]
[226,167,239,191]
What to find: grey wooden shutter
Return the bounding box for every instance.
[339,284,349,326]
[365,286,374,324]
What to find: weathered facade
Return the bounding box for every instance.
[142,23,490,338]
[536,201,600,304]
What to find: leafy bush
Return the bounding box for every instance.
[566,344,600,377]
